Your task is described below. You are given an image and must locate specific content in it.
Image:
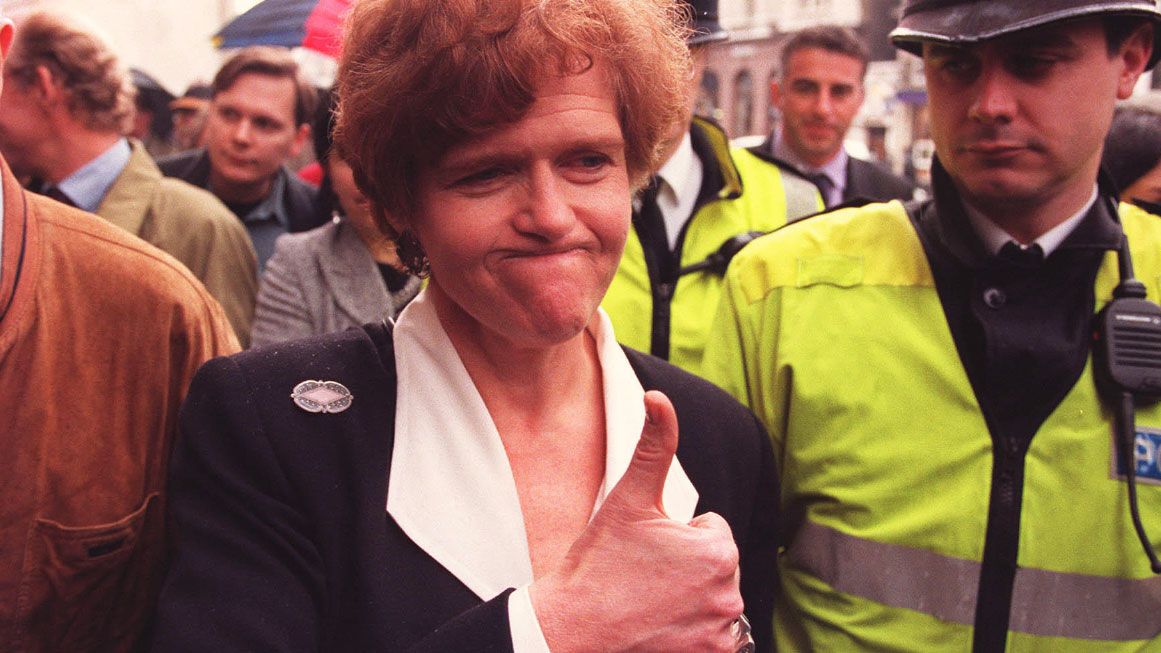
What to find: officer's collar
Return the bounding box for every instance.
[925,157,1122,269]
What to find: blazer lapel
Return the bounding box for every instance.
[319,220,393,326]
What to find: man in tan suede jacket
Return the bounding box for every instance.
[0,11,240,651]
[0,11,257,345]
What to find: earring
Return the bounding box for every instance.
[396,229,430,278]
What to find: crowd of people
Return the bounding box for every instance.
[3,0,1161,651]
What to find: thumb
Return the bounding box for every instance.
[605,390,679,516]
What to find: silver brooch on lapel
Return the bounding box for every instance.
[291,380,354,414]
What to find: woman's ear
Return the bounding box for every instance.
[372,202,407,239]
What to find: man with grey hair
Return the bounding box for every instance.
[0,11,257,344]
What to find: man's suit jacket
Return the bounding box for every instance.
[749,134,918,207]
[97,141,258,344]
[150,325,780,652]
[250,219,420,347]
[156,148,322,234]
[844,156,918,204]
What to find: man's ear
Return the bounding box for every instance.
[1116,22,1154,99]
[289,122,311,158]
[33,64,62,106]
[769,79,782,107]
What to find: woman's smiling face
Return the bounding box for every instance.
[395,62,631,349]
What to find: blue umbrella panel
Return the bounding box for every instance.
[214,0,320,50]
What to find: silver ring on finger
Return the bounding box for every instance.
[731,613,755,653]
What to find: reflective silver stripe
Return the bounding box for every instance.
[786,520,979,626]
[787,520,1161,641]
[1010,566,1161,641]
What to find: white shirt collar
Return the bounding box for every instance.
[655,131,703,251]
[387,290,698,601]
[965,185,1098,257]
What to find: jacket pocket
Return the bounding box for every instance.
[15,492,163,653]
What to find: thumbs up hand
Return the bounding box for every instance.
[530,391,745,652]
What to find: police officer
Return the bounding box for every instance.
[704,0,1161,650]
[601,0,821,376]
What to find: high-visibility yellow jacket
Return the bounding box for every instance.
[703,199,1161,651]
[602,117,821,376]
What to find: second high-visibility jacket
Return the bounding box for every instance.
[602,117,821,376]
[703,199,1161,651]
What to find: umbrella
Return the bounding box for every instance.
[213,0,352,58]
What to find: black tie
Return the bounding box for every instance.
[43,186,76,208]
[996,241,1044,268]
[806,173,835,208]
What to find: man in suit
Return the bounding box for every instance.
[158,46,324,270]
[0,9,241,651]
[752,25,918,207]
[0,10,257,344]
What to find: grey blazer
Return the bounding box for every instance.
[250,220,420,348]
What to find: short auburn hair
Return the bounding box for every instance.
[6,11,135,135]
[213,46,318,127]
[335,0,691,221]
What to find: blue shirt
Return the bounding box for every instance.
[54,139,131,213]
[219,171,291,271]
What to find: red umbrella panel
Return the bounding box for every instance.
[214,0,352,58]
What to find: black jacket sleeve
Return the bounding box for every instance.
[149,351,518,652]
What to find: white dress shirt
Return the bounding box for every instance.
[656,131,704,251]
[387,291,699,652]
[964,185,1098,257]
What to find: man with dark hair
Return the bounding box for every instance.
[707,0,1161,649]
[0,9,240,651]
[0,10,257,344]
[1103,95,1161,213]
[601,0,822,377]
[158,46,324,269]
[751,25,917,207]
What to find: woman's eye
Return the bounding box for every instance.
[457,167,508,187]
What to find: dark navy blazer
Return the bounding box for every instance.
[150,323,779,652]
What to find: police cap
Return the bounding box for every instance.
[889,0,1161,69]
[680,0,728,46]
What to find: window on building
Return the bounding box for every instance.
[767,68,780,132]
[697,70,720,121]
[733,70,755,137]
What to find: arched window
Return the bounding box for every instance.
[697,70,720,121]
[766,68,780,132]
[733,70,755,137]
